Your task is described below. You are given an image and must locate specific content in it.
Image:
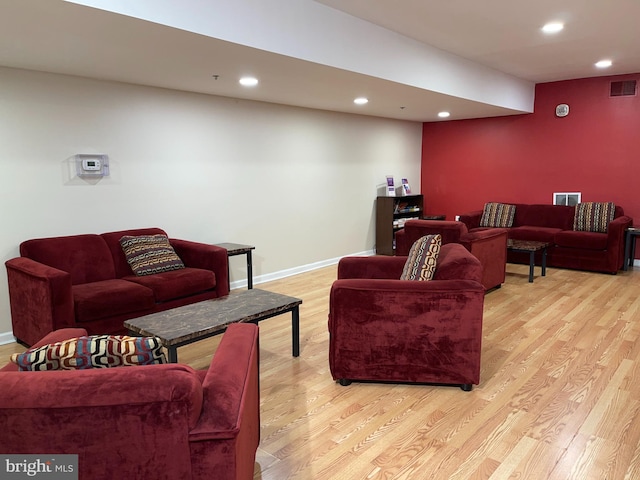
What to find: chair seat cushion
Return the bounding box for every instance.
[123,267,216,302]
[73,280,155,322]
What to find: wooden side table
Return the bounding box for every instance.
[624,227,640,271]
[215,243,255,289]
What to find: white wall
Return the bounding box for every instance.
[0,67,422,340]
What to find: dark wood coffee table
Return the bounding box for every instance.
[507,239,549,282]
[124,289,302,362]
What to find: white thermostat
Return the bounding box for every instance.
[75,154,109,178]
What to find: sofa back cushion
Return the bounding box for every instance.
[20,234,116,284]
[404,220,468,245]
[433,243,483,283]
[101,228,169,278]
[512,204,575,229]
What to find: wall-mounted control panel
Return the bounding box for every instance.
[75,154,109,178]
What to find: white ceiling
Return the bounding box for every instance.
[0,0,638,122]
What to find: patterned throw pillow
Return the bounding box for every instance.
[573,202,616,233]
[479,202,516,228]
[10,335,166,371]
[120,234,185,276]
[400,234,442,281]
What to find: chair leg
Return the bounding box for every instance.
[460,384,473,392]
[339,379,352,386]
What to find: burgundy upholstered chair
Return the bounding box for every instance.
[0,323,260,480]
[329,243,485,391]
[395,220,508,291]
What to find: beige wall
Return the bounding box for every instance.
[0,67,422,342]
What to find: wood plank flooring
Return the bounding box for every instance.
[2,263,640,479]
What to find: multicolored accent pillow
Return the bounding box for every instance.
[573,202,616,233]
[400,234,442,281]
[480,202,516,228]
[10,335,167,371]
[120,234,185,276]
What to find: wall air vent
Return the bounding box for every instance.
[610,80,637,97]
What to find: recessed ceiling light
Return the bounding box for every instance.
[542,22,564,34]
[438,111,450,118]
[239,77,258,87]
[354,97,368,105]
[595,59,612,68]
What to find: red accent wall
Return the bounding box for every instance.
[421,74,640,228]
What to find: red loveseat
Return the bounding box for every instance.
[329,243,485,391]
[460,203,632,274]
[0,323,260,480]
[395,219,508,291]
[5,228,229,346]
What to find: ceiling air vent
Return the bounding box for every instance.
[610,80,637,97]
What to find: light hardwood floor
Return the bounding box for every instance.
[2,263,640,479]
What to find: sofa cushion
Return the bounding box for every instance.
[73,279,155,322]
[554,230,608,250]
[512,204,575,229]
[573,202,616,233]
[400,234,441,281]
[508,226,562,243]
[123,267,216,303]
[480,203,516,228]
[120,234,186,276]
[20,234,116,284]
[10,335,166,371]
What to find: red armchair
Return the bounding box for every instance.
[0,323,259,480]
[329,243,485,391]
[395,220,508,290]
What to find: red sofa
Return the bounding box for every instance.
[0,323,260,480]
[395,219,508,290]
[329,243,485,391]
[460,204,632,274]
[5,228,229,346]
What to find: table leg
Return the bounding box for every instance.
[528,251,535,282]
[624,230,632,271]
[292,306,300,357]
[541,247,547,277]
[167,346,178,363]
[246,250,253,289]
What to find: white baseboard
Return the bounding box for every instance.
[0,249,376,345]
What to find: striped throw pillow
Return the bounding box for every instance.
[400,234,442,281]
[120,234,185,276]
[573,202,616,233]
[10,335,166,371]
[480,202,516,228]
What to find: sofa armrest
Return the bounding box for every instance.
[459,210,483,230]
[337,255,407,280]
[5,257,75,346]
[170,239,230,297]
[608,215,633,267]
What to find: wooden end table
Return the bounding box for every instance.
[124,289,302,362]
[507,239,549,283]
